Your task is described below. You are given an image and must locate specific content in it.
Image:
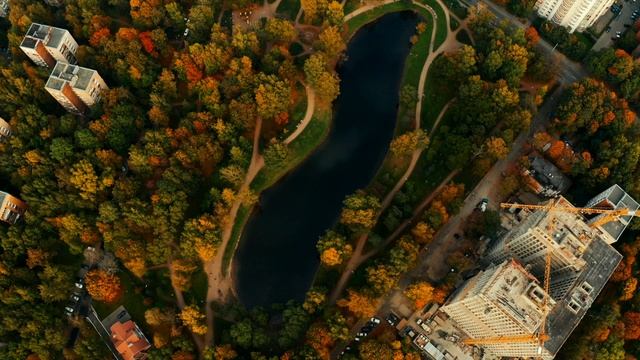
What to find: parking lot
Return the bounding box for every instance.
[592,0,640,51]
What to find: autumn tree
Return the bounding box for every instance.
[316,230,352,266]
[404,281,446,310]
[339,191,381,231]
[85,269,122,303]
[337,289,377,318]
[390,129,429,157]
[179,305,207,335]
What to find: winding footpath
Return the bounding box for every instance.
[203,80,316,346]
[329,0,460,304]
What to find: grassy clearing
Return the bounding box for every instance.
[456,29,472,45]
[443,0,468,19]
[221,205,250,276]
[277,0,301,20]
[395,13,434,133]
[92,270,147,325]
[418,0,447,49]
[345,2,414,38]
[344,0,362,15]
[421,54,455,131]
[251,109,332,192]
[450,17,459,31]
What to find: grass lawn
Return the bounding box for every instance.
[277,0,301,20]
[417,0,448,49]
[450,17,459,31]
[251,109,332,191]
[344,0,362,15]
[280,82,308,141]
[221,205,250,276]
[421,54,456,131]
[92,270,148,326]
[443,0,468,19]
[456,29,472,45]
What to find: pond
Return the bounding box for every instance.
[235,11,420,307]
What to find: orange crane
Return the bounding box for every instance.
[462,200,638,352]
[500,202,638,228]
[462,201,560,356]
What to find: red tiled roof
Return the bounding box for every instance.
[110,320,150,360]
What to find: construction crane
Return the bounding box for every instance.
[500,202,638,228]
[462,201,560,356]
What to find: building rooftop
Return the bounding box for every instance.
[530,156,571,193]
[451,260,555,334]
[47,62,96,91]
[20,23,67,50]
[585,184,640,242]
[544,236,622,355]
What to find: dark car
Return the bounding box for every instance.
[386,313,400,326]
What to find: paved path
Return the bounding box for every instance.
[328,0,451,304]
[344,0,398,22]
[204,117,264,346]
[284,84,316,145]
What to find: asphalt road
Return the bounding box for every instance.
[333,84,575,359]
[86,305,122,360]
[592,1,640,51]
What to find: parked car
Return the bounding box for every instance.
[370,317,381,325]
[477,198,489,212]
[386,313,400,326]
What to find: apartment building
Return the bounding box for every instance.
[535,0,616,32]
[0,117,11,142]
[0,0,8,17]
[0,191,27,224]
[485,197,598,280]
[45,62,108,114]
[441,260,555,359]
[20,23,78,67]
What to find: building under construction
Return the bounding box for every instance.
[442,185,635,359]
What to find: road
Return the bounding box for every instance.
[470,0,588,85]
[592,1,640,51]
[333,83,574,359]
[86,305,122,360]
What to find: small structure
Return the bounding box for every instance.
[524,156,571,198]
[45,62,108,114]
[0,117,11,141]
[0,0,8,17]
[20,23,78,67]
[0,191,26,224]
[104,306,151,360]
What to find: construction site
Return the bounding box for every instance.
[392,184,639,360]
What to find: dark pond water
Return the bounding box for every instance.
[235,11,420,307]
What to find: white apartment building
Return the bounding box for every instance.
[0,0,8,17]
[485,197,600,281]
[441,260,555,359]
[45,62,108,114]
[535,0,616,32]
[20,23,78,67]
[0,117,11,141]
[0,191,27,224]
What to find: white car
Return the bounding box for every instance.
[370,317,381,324]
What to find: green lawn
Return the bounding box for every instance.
[92,270,148,327]
[456,29,472,45]
[418,0,448,49]
[251,110,332,192]
[421,54,456,131]
[221,205,250,277]
[276,0,301,20]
